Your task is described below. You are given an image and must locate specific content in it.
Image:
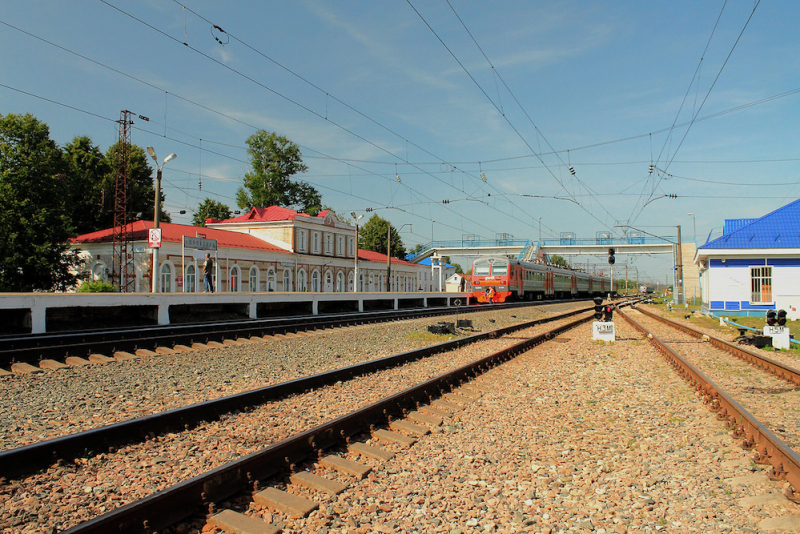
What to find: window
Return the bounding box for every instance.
[283,269,292,292]
[348,237,354,258]
[337,236,344,257]
[325,234,332,254]
[160,263,173,293]
[298,230,306,251]
[266,268,276,291]
[297,269,307,292]
[311,270,320,292]
[249,266,259,292]
[336,271,345,292]
[751,266,772,303]
[313,232,320,254]
[359,272,365,292]
[185,264,196,293]
[369,273,375,292]
[492,264,508,276]
[324,270,333,292]
[348,272,354,292]
[230,265,240,292]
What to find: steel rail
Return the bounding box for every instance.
[0,300,560,366]
[61,315,593,534]
[634,305,800,386]
[0,306,592,479]
[618,308,800,502]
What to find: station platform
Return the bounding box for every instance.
[0,291,472,335]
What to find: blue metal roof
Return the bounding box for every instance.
[700,198,800,250]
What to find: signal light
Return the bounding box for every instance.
[603,304,613,322]
[593,296,604,320]
[777,309,787,326]
[766,310,777,326]
[608,248,615,266]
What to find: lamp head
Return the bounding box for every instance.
[146,146,157,162]
[164,153,177,164]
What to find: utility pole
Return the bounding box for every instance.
[677,225,684,305]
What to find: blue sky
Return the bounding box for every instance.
[2,1,798,284]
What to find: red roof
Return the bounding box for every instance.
[217,206,313,224]
[357,249,416,266]
[71,221,290,253]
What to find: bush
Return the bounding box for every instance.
[78,281,118,293]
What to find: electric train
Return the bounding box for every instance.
[470,255,609,303]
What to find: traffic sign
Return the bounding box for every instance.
[148,228,162,248]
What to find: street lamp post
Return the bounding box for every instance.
[146,147,176,293]
[351,212,363,292]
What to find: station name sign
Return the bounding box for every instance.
[183,236,218,251]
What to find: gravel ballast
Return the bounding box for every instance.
[232,318,799,533]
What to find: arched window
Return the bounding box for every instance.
[91,262,108,282]
[185,264,196,293]
[358,272,365,292]
[403,275,408,292]
[160,263,173,293]
[297,269,307,292]
[266,268,276,291]
[348,272,354,292]
[369,273,375,292]
[378,274,384,292]
[324,270,333,292]
[336,271,345,292]
[311,269,320,292]
[230,265,240,292]
[283,268,292,292]
[249,266,260,292]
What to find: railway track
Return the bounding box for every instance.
[0,299,578,373]
[3,300,652,533]
[618,305,800,503]
[0,305,593,479]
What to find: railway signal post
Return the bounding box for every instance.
[764,309,790,349]
[592,296,615,342]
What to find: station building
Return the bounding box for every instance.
[695,198,800,319]
[71,206,426,294]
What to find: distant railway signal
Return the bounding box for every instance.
[777,309,787,326]
[593,296,604,320]
[766,310,777,326]
[608,248,615,265]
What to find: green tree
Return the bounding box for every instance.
[236,130,321,213]
[442,255,464,274]
[549,254,571,269]
[101,141,169,228]
[0,113,82,291]
[358,214,406,259]
[63,136,109,235]
[192,198,232,226]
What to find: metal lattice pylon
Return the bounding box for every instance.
[110,110,136,293]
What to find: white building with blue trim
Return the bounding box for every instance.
[695,198,800,320]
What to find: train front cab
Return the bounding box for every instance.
[470,257,512,303]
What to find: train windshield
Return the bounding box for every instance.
[473,261,491,276]
[492,264,508,276]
